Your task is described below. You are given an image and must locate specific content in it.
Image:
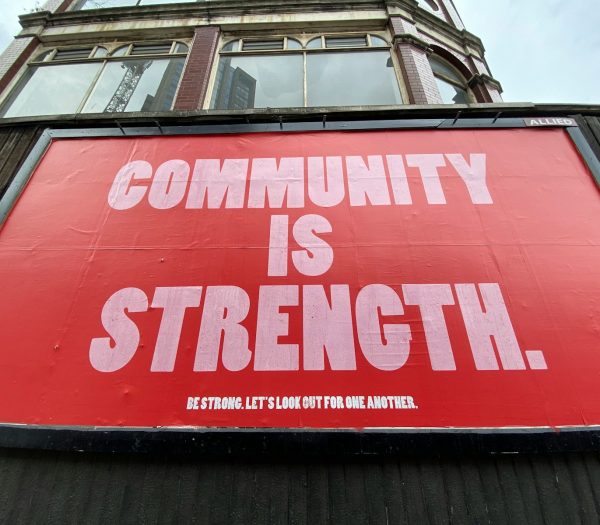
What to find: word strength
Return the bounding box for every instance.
[89,283,547,373]
[186,395,418,411]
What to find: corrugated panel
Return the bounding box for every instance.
[577,116,600,162]
[0,125,44,199]
[1,449,600,524]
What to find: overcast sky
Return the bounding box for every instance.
[0,0,598,104]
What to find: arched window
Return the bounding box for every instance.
[418,0,442,14]
[210,34,403,109]
[1,41,188,117]
[428,55,471,104]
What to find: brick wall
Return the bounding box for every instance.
[174,26,220,111]
[42,0,71,12]
[0,38,38,96]
[390,16,442,104]
[0,0,69,99]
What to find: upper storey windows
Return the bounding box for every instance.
[75,0,198,8]
[210,35,403,110]
[0,42,188,118]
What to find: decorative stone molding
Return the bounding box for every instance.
[392,33,432,52]
[468,73,503,93]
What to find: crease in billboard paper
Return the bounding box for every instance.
[1,129,599,429]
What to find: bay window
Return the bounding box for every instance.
[1,42,188,117]
[210,34,403,110]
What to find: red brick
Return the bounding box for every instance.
[174,26,219,111]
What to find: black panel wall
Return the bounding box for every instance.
[578,115,600,162]
[1,448,600,524]
[0,124,43,198]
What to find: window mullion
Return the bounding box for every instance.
[75,60,107,114]
[303,51,307,107]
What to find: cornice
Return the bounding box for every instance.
[392,33,431,52]
[17,0,489,61]
[18,0,389,29]
[386,0,485,56]
[5,103,600,130]
[468,73,503,93]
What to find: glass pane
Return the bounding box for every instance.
[286,39,302,50]
[130,43,172,55]
[306,37,322,49]
[81,58,185,113]
[34,50,54,62]
[140,0,196,4]
[54,48,94,60]
[173,42,188,54]
[92,47,109,58]
[307,51,402,107]
[111,45,130,56]
[419,0,441,13]
[435,77,470,104]
[429,57,463,84]
[78,0,137,9]
[370,36,388,47]
[325,36,367,48]
[242,40,284,51]
[211,55,303,109]
[221,40,238,52]
[1,63,101,117]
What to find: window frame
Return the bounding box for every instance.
[0,40,190,117]
[73,0,199,10]
[205,32,407,110]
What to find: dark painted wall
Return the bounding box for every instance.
[578,115,600,162]
[0,124,43,199]
[2,448,600,524]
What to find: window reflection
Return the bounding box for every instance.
[429,55,471,104]
[211,35,403,109]
[307,51,402,107]
[435,78,469,104]
[1,63,101,117]
[78,0,136,8]
[211,55,303,109]
[77,0,198,8]
[0,42,187,117]
[82,58,184,113]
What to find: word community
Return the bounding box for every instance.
[108,153,492,210]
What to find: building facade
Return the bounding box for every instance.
[0,0,503,118]
[1,1,600,524]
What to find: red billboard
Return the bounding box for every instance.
[0,128,599,429]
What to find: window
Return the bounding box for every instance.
[418,0,441,14]
[75,0,199,9]
[210,34,403,110]
[1,42,188,118]
[429,55,471,104]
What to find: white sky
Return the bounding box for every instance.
[454,0,600,104]
[0,0,599,104]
